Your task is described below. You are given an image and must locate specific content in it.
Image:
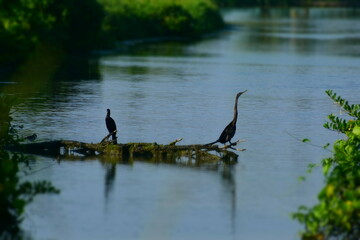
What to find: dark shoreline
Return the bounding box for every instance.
[220,1,360,8]
[304,2,360,7]
[0,5,358,76]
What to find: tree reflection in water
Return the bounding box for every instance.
[100,153,238,237]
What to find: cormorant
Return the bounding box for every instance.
[24,133,37,142]
[207,90,247,146]
[105,109,117,144]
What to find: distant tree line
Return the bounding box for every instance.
[214,0,360,7]
[2,0,357,67]
[99,0,223,44]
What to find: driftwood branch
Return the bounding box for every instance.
[100,130,117,143]
[9,138,245,164]
[219,140,246,151]
[169,138,183,146]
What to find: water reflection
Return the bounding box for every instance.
[221,164,237,236]
[104,163,116,200]
[1,49,101,98]
[224,7,360,57]
[122,40,197,57]
[20,152,239,239]
[53,56,101,82]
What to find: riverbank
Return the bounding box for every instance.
[299,0,360,7]
[0,0,224,68]
[1,1,358,72]
[215,0,360,7]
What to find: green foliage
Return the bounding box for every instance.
[0,0,223,65]
[324,90,360,133]
[99,0,224,43]
[0,0,104,64]
[307,163,317,174]
[0,94,59,236]
[293,90,360,239]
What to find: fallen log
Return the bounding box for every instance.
[10,138,245,164]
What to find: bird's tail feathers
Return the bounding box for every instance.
[205,140,218,146]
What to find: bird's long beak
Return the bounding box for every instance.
[239,90,247,95]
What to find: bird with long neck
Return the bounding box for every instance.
[207,90,247,146]
[105,109,118,144]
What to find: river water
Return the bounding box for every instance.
[5,7,360,240]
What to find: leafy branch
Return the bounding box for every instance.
[324,90,360,133]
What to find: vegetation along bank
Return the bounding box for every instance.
[0,0,224,66]
[214,0,360,7]
[293,91,360,239]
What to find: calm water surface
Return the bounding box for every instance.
[6,8,360,240]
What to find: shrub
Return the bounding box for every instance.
[293,90,360,239]
[100,0,224,42]
[0,95,59,237]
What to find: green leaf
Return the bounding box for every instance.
[322,162,331,175]
[353,126,360,136]
[298,176,306,182]
[306,163,317,174]
[302,138,311,143]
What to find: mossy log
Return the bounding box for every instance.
[11,139,245,164]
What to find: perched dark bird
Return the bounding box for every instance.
[105,109,117,144]
[207,90,247,146]
[24,133,37,142]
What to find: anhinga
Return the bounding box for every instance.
[207,90,247,146]
[105,109,117,144]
